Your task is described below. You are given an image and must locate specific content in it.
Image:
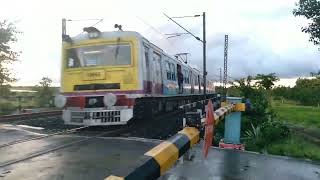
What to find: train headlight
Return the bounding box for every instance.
[83,27,101,39]
[88,98,98,105]
[103,93,117,107]
[54,95,67,108]
[88,31,100,39]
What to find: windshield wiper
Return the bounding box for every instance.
[115,37,121,59]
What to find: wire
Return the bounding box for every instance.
[163,13,203,42]
[135,16,183,55]
[89,19,104,27]
[67,19,102,21]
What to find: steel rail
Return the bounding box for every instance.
[0,126,89,149]
[0,110,62,122]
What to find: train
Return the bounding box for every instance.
[54,21,215,126]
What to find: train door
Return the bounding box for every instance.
[144,46,151,93]
[152,52,162,94]
[177,64,183,94]
[198,75,201,93]
[190,71,194,94]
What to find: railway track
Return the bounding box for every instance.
[0,104,199,168]
[0,125,130,168]
[0,109,182,168]
[0,126,88,149]
[0,110,62,123]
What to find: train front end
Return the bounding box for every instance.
[55,29,142,126]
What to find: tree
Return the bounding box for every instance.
[310,70,320,77]
[293,77,320,106]
[271,77,320,106]
[39,77,52,87]
[0,20,20,96]
[234,75,255,98]
[293,0,320,45]
[255,73,279,90]
[35,77,54,107]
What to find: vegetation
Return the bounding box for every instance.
[267,135,320,161]
[244,120,290,152]
[231,74,290,152]
[254,73,279,90]
[272,100,320,128]
[34,77,56,107]
[216,73,320,161]
[0,20,20,95]
[0,85,59,115]
[272,77,320,106]
[0,20,20,114]
[293,0,320,45]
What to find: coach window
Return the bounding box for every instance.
[184,70,190,84]
[166,61,171,80]
[66,48,81,68]
[170,63,176,81]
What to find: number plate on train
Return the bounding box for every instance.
[82,70,106,80]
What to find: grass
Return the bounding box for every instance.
[267,99,320,161]
[267,135,320,161]
[272,99,320,129]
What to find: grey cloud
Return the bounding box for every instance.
[165,32,319,80]
[141,18,320,81]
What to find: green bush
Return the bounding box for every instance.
[243,124,265,151]
[273,96,281,100]
[0,101,16,115]
[244,120,290,152]
[261,120,290,143]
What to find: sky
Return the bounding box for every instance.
[1,0,319,87]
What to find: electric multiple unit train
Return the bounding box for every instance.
[54,23,215,126]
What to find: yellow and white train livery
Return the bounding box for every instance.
[54,25,215,126]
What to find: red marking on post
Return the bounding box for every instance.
[219,141,245,151]
[203,100,215,158]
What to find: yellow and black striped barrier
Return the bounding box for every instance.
[106,102,245,180]
[105,127,199,180]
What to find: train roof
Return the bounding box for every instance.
[71,31,144,42]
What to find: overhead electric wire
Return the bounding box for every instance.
[135,16,183,55]
[163,13,203,43]
[67,19,102,21]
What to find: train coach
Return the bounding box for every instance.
[54,21,216,126]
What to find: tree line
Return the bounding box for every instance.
[272,77,320,106]
[0,21,55,114]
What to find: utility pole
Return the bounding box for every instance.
[223,35,228,97]
[219,67,222,85]
[202,12,207,96]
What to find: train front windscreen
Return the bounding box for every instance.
[66,44,132,68]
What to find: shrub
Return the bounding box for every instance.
[243,124,266,151]
[244,120,290,152]
[0,101,16,115]
[261,120,290,143]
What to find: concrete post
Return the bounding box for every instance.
[220,97,245,150]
